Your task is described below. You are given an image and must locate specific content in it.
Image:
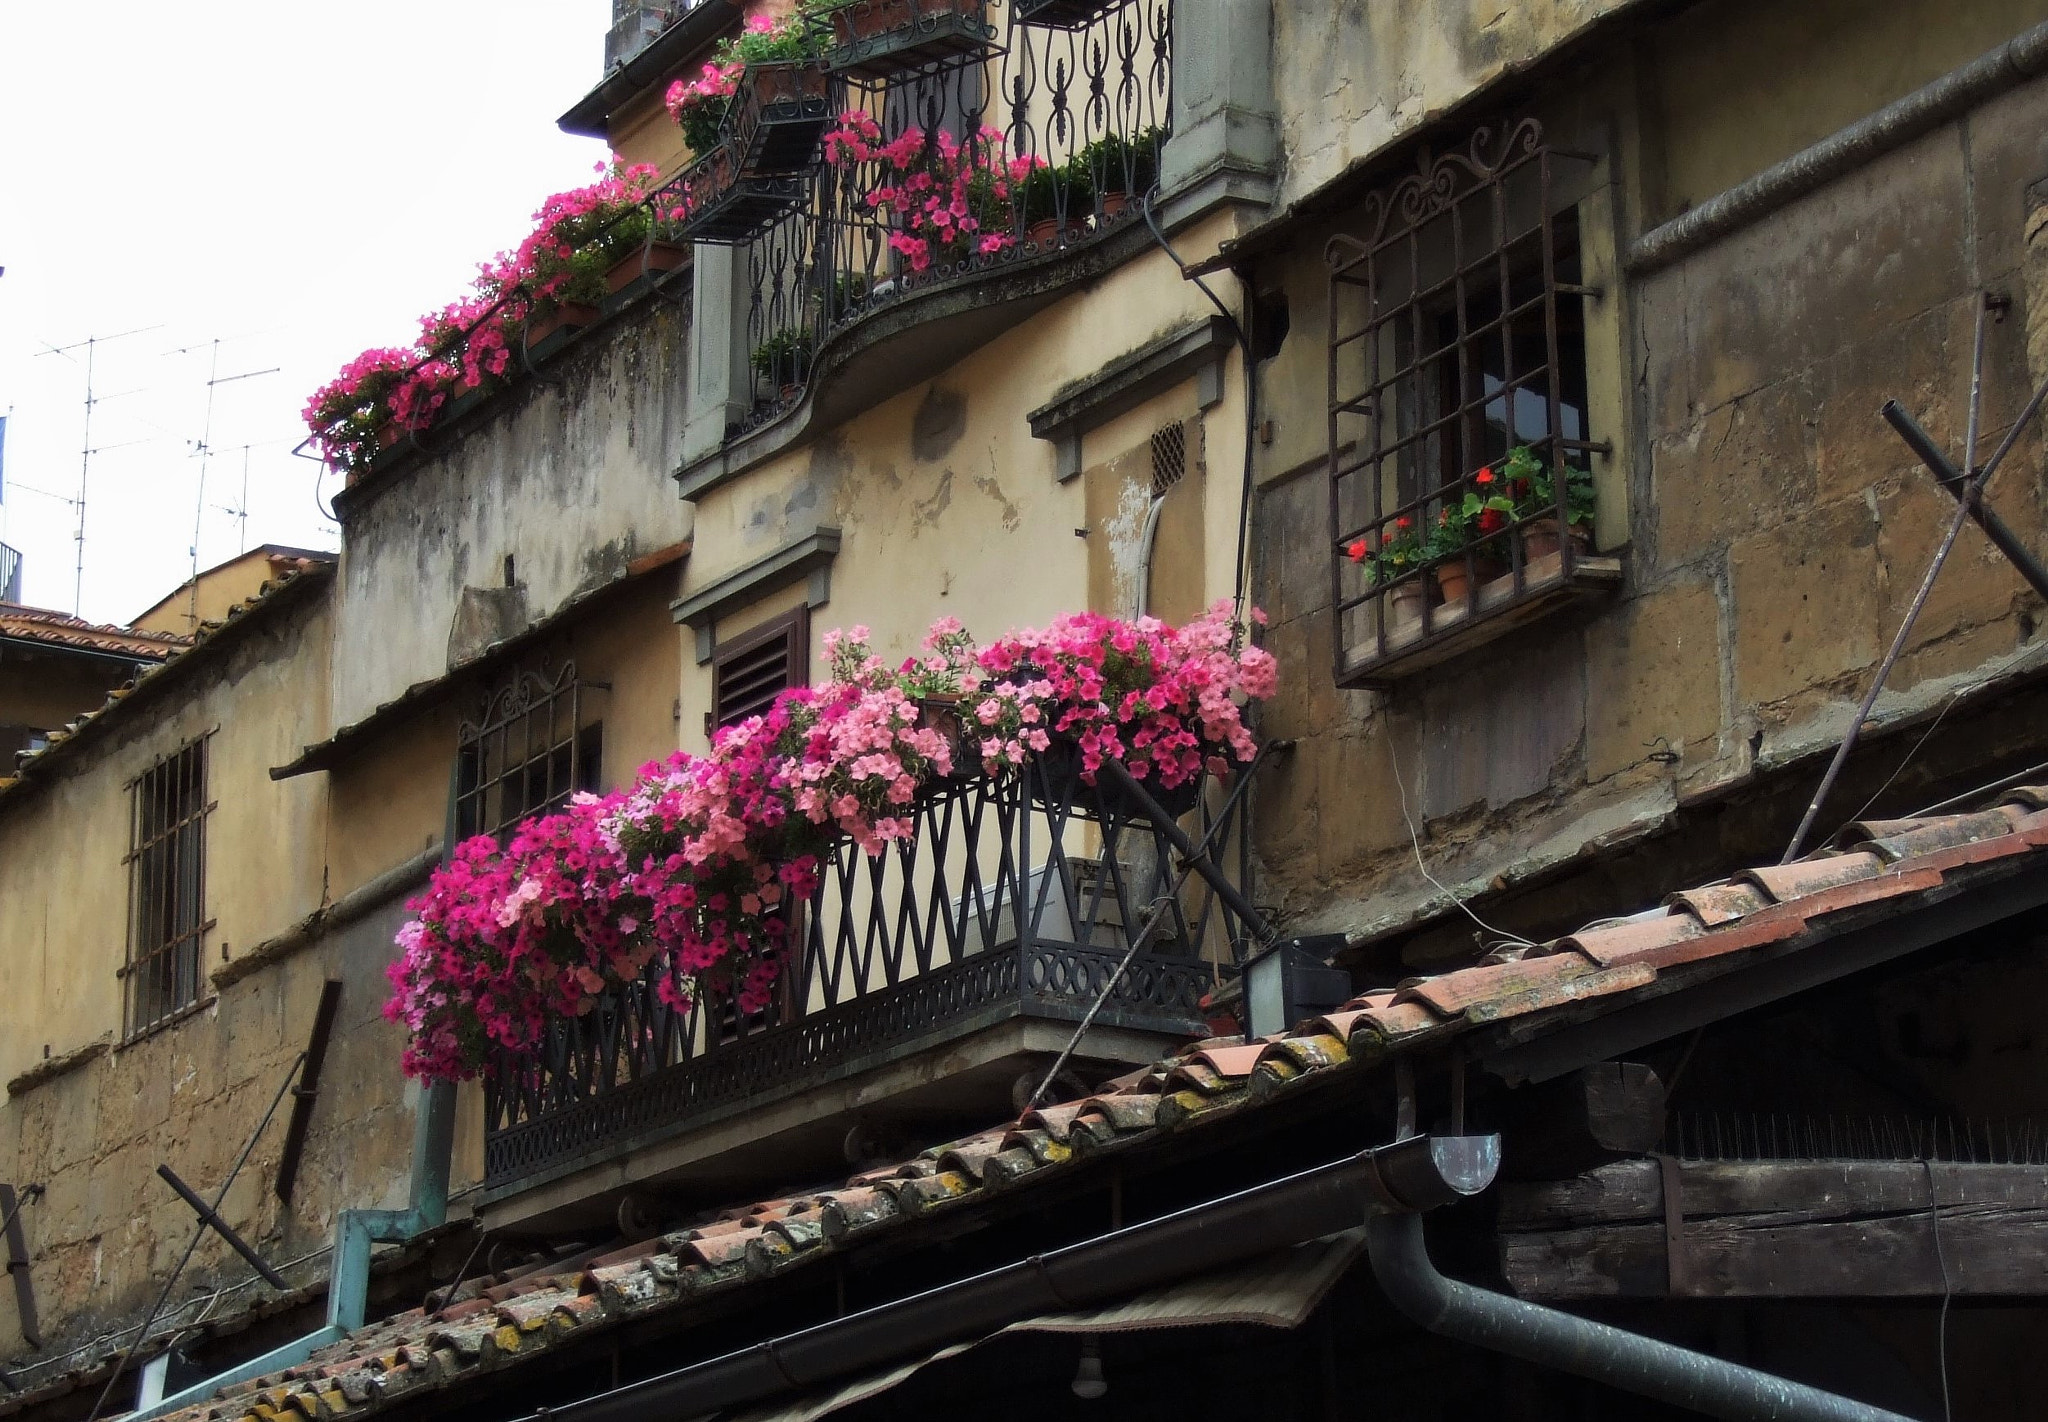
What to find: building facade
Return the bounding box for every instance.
[3,1,2047,1417]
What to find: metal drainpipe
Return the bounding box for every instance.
[1364,1211,1917,1422]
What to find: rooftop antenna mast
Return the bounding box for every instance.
[35,325,162,615]
[172,339,277,632]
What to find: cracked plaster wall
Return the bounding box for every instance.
[332,302,692,730]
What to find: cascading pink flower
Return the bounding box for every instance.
[384,606,1273,1082]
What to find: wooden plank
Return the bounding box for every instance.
[1502,1205,2048,1298]
[1501,1063,1665,1179]
[1501,1160,2048,1229]
[274,979,344,1203]
[1500,1158,2048,1298]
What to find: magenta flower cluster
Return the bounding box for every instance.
[823,111,1040,272]
[303,160,666,479]
[383,606,1273,1083]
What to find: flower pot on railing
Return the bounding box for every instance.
[825,0,1001,78]
[1434,554,1506,608]
[674,142,807,243]
[1013,0,1119,27]
[916,694,977,783]
[1520,516,1591,564]
[730,61,833,176]
[1033,738,1203,823]
[524,302,601,358]
[1026,216,1088,248]
[603,241,690,297]
[1385,579,1427,630]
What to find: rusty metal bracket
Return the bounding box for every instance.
[157,1167,288,1289]
[1654,1153,1688,1296]
[1,1183,43,1349]
[274,980,344,1203]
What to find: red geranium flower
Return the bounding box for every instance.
[1345,538,1370,563]
[1474,467,1495,485]
[1394,516,1412,530]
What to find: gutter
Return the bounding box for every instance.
[1630,17,2048,273]
[508,1135,1503,1422]
[1365,1212,1914,1422]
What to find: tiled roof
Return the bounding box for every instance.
[108,785,2048,1422]
[0,564,333,803]
[0,603,189,660]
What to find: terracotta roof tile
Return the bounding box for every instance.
[0,602,189,659]
[129,784,2048,1422]
[1736,851,1886,902]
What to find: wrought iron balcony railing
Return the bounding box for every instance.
[480,749,1257,1191]
[653,0,1173,431]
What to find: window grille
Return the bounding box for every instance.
[1327,116,1602,683]
[124,736,213,1033]
[454,663,606,842]
[1150,420,1187,496]
[712,607,810,730]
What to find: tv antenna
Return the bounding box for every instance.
[35,324,164,615]
[174,340,278,631]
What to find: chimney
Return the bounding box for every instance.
[606,1,673,69]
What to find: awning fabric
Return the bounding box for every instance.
[722,1229,1367,1422]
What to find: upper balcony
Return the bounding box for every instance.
[476,744,1262,1233]
[660,0,1176,494]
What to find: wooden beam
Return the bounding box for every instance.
[1500,1158,2048,1298]
[0,1184,39,1348]
[1501,1062,1665,1179]
[274,980,343,1203]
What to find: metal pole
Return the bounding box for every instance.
[81,1053,302,1422]
[1883,399,2048,602]
[155,1167,289,1289]
[1782,294,2004,863]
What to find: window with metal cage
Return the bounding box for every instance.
[454,663,607,843]
[1327,116,1619,685]
[124,736,213,1034]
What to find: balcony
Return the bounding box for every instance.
[662,0,1175,495]
[477,749,1261,1228]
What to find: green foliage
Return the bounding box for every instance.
[752,327,812,383]
[1502,444,1595,526]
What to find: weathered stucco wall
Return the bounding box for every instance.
[1249,16,2048,956]
[332,301,692,730]
[675,213,1249,738]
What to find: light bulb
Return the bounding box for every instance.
[1071,1338,1108,1400]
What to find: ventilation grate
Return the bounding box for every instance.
[1150,421,1187,497]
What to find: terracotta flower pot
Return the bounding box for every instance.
[1097,190,1132,222]
[1521,516,1591,563]
[1435,555,1505,606]
[603,241,690,296]
[376,420,407,451]
[1027,216,1085,247]
[525,302,600,348]
[1386,580,1427,627]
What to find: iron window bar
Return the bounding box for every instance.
[123,734,215,1035]
[454,662,610,844]
[1326,118,1606,684]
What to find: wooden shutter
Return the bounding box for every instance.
[712,607,809,729]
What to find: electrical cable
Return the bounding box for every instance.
[1922,1159,1953,1422]
[1140,187,1259,619]
[1384,724,1536,951]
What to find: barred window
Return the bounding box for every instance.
[125,736,212,1033]
[455,664,606,842]
[1328,117,1609,684]
[712,607,809,731]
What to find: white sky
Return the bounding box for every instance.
[0,0,614,624]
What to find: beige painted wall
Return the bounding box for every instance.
[676,212,1249,747]
[1248,5,2048,954]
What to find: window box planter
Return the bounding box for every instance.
[675,143,808,243]
[1014,0,1120,28]
[603,241,691,298]
[1032,737,1202,823]
[1027,216,1088,248]
[729,61,834,177]
[824,0,1001,79]
[523,302,600,360]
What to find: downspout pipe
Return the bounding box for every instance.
[1630,17,2048,274]
[509,1134,1503,1422]
[1365,1211,1916,1422]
